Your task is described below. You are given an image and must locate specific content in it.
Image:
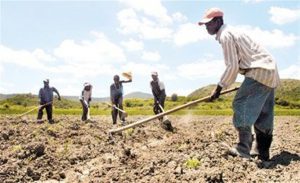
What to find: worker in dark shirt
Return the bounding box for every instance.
[37,79,61,123]
[110,75,132,125]
[150,72,166,121]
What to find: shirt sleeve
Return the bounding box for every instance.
[219,35,240,88]
[159,81,165,90]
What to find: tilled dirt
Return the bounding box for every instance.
[0,115,299,182]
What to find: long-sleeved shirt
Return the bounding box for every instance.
[39,86,60,103]
[216,24,280,88]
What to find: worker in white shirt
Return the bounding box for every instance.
[80,82,92,121]
[198,8,280,162]
[150,72,166,121]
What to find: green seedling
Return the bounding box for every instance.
[125,128,134,137]
[184,157,201,169]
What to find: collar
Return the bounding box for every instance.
[215,24,227,43]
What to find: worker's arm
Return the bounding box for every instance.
[52,87,61,100]
[218,34,239,88]
[120,79,132,83]
[210,34,239,102]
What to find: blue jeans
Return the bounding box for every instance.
[233,77,275,134]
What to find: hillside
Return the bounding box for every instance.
[0,91,153,103]
[188,79,300,108]
[188,82,241,100]
[0,94,81,109]
[0,94,17,100]
[124,92,152,99]
[0,79,299,112]
[63,96,110,102]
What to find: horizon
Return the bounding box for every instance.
[1,78,299,98]
[1,0,299,97]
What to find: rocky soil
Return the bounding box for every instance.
[0,115,299,182]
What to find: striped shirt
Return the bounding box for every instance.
[216,24,280,88]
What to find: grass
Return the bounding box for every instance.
[1,106,299,116]
[1,97,300,116]
[184,157,201,169]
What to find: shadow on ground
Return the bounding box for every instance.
[258,151,300,169]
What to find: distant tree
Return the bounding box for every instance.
[4,104,10,109]
[171,93,178,102]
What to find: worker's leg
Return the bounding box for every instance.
[159,96,166,109]
[111,98,118,125]
[231,77,272,158]
[80,100,88,121]
[117,97,125,122]
[153,100,160,115]
[254,89,274,161]
[158,96,165,121]
[46,104,53,123]
[37,105,45,120]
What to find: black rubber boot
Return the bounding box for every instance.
[229,127,253,159]
[255,130,273,161]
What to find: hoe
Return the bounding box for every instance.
[108,87,239,137]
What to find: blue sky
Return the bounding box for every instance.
[0,0,299,97]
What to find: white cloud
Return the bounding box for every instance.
[269,7,300,25]
[177,59,225,80]
[141,51,161,62]
[0,45,54,69]
[54,31,126,64]
[235,25,299,49]
[280,62,300,79]
[121,62,169,77]
[119,0,172,25]
[0,31,126,79]
[172,12,188,23]
[117,8,173,40]
[46,63,118,78]
[121,38,144,51]
[243,0,266,3]
[174,23,210,46]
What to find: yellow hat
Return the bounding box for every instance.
[122,72,132,80]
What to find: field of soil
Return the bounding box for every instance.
[0,115,299,182]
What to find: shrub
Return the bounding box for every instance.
[3,103,10,109]
[276,99,290,106]
[171,93,178,101]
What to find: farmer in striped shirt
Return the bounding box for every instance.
[198,8,280,161]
